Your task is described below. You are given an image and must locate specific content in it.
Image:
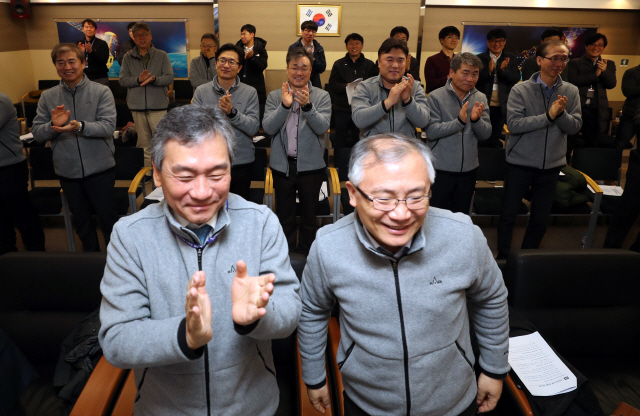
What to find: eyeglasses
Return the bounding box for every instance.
[354,184,431,212]
[217,58,238,67]
[588,43,605,49]
[201,44,217,49]
[288,66,310,73]
[133,33,150,39]
[445,36,460,40]
[542,55,570,63]
[488,38,506,44]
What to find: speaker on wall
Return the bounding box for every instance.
[10,0,32,19]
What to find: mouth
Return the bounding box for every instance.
[383,223,411,235]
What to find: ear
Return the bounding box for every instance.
[536,56,542,66]
[152,162,162,188]
[449,68,455,78]
[346,181,358,208]
[237,64,243,73]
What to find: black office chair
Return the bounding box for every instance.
[333,147,354,217]
[572,147,624,215]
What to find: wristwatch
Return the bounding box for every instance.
[301,102,313,112]
[76,121,83,133]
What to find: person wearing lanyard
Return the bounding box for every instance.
[77,19,110,86]
[476,28,521,149]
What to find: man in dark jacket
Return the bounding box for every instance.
[424,26,460,93]
[288,20,326,89]
[567,33,617,148]
[615,63,640,149]
[476,28,521,148]
[32,44,118,252]
[236,24,268,121]
[328,33,378,148]
[77,19,110,86]
[116,22,136,66]
[520,29,564,81]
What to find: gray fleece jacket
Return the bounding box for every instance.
[119,46,174,111]
[426,80,491,172]
[189,53,217,90]
[262,82,331,175]
[0,91,26,168]
[193,76,259,165]
[99,194,301,416]
[351,74,430,139]
[506,73,582,170]
[31,76,116,179]
[298,208,510,416]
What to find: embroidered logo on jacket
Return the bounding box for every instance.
[227,264,236,274]
[429,277,442,285]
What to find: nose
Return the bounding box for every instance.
[190,176,213,201]
[388,200,411,221]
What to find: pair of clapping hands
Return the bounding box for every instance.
[185,261,275,349]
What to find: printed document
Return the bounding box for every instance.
[346,78,363,105]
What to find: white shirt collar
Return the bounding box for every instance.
[359,215,413,259]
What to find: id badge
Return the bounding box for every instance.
[586,88,594,99]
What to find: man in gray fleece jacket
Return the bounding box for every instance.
[298,134,510,416]
[99,105,301,416]
[262,47,331,255]
[351,37,429,139]
[193,43,260,200]
[32,43,118,252]
[497,40,582,259]
[426,52,491,214]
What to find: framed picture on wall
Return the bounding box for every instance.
[297,4,341,36]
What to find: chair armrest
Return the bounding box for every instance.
[328,317,344,415]
[328,167,341,196]
[69,356,128,416]
[504,373,533,416]
[612,402,640,416]
[18,118,27,135]
[297,337,333,416]
[576,170,603,194]
[111,370,137,416]
[127,167,152,195]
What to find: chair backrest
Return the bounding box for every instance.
[504,249,640,357]
[333,148,351,182]
[29,147,57,183]
[174,80,194,101]
[477,147,507,181]
[38,80,59,90]
[109,79,129,101]
[571,148,623,182]
[114,146,145,180]
[252,147,268,181]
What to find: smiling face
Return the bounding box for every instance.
[585,39,606,60]
[347,150,431,254]
[538,45,569,80]
[378,48,406,87]
[287,56,312,89]
[216,49,242,82]
[133,28,152,50]
[82,22,96,39]
[346,39,363,60]
[449,62,480,96]
[487,37,505,54]
[200,38,218,59]
[302,28,316,45]
[240,30,254,46]
[153,136,231,225]
[55,51,85,88]
[440,33,459,52]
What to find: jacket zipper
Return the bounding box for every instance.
[541,85,551,169]
[196,246,211,416]
[71,90,85,177]
[458,96,465,173]
[391,260,411,415]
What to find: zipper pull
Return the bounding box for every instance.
[197,247,203,271]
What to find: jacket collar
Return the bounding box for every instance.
[529,71,566,87]
[213,75,240,94]
[59,74,89,92]
[130,45,155,59]
[162,198,230,248]
[445,78,478,102]
[343,52,367,63]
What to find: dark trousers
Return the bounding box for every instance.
[0,160,45,255]
[615,113,639,149]
[343,390,477,416]
[430,169,477,214]
[272,161,324,255]
[575,106,601,149]
[59,168,118,252]
[230,162,253,201]
[479,105,504,148]
[604,157,640,252]
[497,164,560,258]
[332,110,360,149]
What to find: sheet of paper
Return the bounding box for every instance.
[253,135,265,143]
[346,78,363,105]
[599,185,624,197]
[508,332,577,396]
[20,132,34,143]
[145,187,165,201]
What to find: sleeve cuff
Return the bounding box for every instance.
[381,100,389,113]
[479,365,509,380]
[305,378,327,390]
[457,116,467,126]
[234,320,260,335]
[227,108,238,119]
[302,103,313,112]
[471,117,481,124]
[402,97,413,107]
[281,102,291,110]
[177,318,205,360]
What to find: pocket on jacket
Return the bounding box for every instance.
[337,341,355,370]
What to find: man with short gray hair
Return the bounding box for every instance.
[426,52,491,214]
[99,104,301,416]
[119,22,174,169]
[298,133,510,416]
